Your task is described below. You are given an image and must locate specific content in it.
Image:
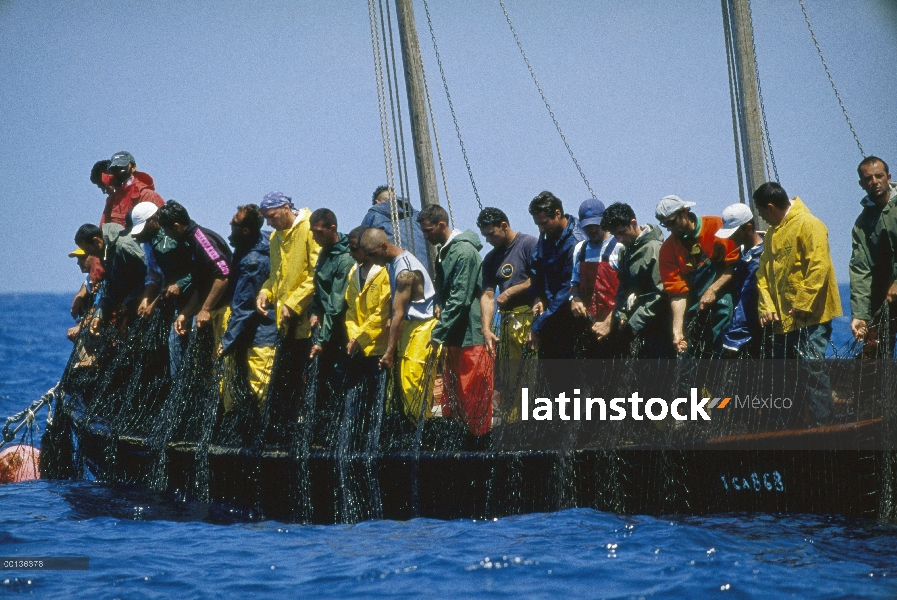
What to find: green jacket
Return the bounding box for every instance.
[613,224,670,333]
[309,233,355,346]
[849,182,897,321]
[433,229,484,347]
[96,223,146,320]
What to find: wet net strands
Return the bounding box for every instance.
[33,299,897,524]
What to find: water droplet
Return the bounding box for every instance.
[707,548,716,555]
[270,565,275,570]
[720,584,730,591]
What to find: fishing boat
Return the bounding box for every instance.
[3,0,892,525]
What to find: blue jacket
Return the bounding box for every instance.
[221,234,278,354]
[529,215,587,335]
[361,200,430,270]
[721,239,764,351]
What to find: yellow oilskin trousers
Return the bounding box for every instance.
[499,304,534,361]
[397,317,436,422]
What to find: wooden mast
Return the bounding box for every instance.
[394,0,440,266]
[727,0,768,227]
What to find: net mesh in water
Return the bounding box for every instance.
[35,301,897,523]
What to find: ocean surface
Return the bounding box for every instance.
[1,291,896,599]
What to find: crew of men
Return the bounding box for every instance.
[69,151,895,435]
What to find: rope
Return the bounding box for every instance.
[746,0,779,182]
[721,0,747,206]
[378,0,417,253]
[421,0,483,212]
[417,29,456,229]
[1,385,56,450]
[797,0,865,158]
[498,0,596,199]
[366,0,402,247]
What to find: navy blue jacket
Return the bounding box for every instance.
[721,239,764,352]
[529,215,587,335]
[221,234,277,354]
[361,200,430,270]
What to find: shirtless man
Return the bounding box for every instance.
[360,228,437,423]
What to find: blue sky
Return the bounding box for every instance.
[0,0,895,293]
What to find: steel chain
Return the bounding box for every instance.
[499,0,596,199]
[798,0,865,158]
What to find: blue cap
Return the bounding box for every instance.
[578,198,606,228]
[260,191,294,211]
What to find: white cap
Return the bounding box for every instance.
[716,203,754,238]
[655,195,696,220]
[125,202,159,236]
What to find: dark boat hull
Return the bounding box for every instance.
[70,406,890,522]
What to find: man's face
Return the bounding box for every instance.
[756,202,787,227]
[78,237,104,258]
[261,205,294,231]
[479,223,510,249]
[859,161,891,202]
[611,221,640,248]
[134,214,161,243]
[582,224,605,244]
[75,255,89,273]
[362,243,388,266]
[109,162,134,186]
[311,222,337,248]
[728,223,751,249]
[532,210,564,239]
[162,222,188,241]
[229,211,253,248]
[348,238,368,265]
[419,219,448,245]
[659,209,692,238]
[375,189,392,204]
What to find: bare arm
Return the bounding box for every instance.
[496,279,531,308]
[671,295,687,353]
[195,276,229,328]
[699,264,735,311]
[380,270,415,369]
[480,288,499,355]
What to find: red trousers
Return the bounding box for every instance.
[442,345,494,436]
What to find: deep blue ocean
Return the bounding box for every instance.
[2,291,896,599]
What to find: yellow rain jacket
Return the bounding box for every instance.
[756,197,842,333]
[259,208,320,339]
[345,263,391,357]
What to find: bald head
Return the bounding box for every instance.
[360,227,388,252]
[360,227,393,266]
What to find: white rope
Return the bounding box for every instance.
[367,0,402,247]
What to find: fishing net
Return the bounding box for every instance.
[29,297,897,523]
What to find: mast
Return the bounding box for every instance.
[394,0,440,266]
[725,0,768,227]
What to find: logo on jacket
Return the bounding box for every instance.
[500,263,514,278]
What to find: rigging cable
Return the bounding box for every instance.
[421,0,483,212]
[721,0,747,205]
[379,0,417,253]
[416,22,457,229]
[747,0,779,182]
[797,0,865,158]
[498,0,596,199]
[367,0,402,247]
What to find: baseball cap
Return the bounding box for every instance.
[655,195,696,220]
[68,248,86,258]
[578,198,606,228]
[109,151,135,169]
[124,202,160,236]
[716,203,755,238]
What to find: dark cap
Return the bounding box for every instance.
[109,151,135,169]
[578,198,607,228]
